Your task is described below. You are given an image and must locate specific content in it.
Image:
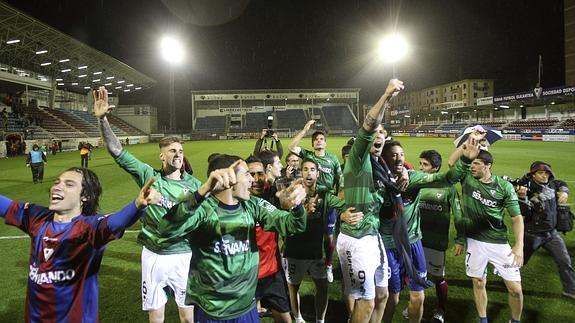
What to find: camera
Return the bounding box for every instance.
[502,175,528,188]
[265,115,274,137]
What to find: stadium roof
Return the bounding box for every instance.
[0,1,155,92]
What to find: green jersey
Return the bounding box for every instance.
[114,149,201,254]
[158,194,306,320]
[419,186,461,251]
[299,148,342,193]
[340,128,383,238]
[284,191,345,259]
[458,173,521,244]
[380,160,469,249]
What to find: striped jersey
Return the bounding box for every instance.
[158,194,306,320]
[458,173,521,244]
[114,149,201,254]
[299,148,342,193]
[419,186,461,251]
[2,200,139,323]
[340,128,383,238]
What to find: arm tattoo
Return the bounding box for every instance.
[99,117,122,157]
[363,114,379,130]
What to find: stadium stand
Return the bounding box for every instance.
[276,109,306,130]
[558,118,575,130]
[321,105,357,130]
[417,124,440,132]
[506,118,559,130]
[436,122,469,131]
[195,116,227,132]
[245,112,269,132]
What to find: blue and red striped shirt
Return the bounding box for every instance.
[1,196,140,323]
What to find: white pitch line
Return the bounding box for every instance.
[0,230,140,240]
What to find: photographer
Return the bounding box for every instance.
[254,128,284,159]
[517,161,575,300]
[281,152,302,178]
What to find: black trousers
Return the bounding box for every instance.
[81,154,89,168]
[30,162,44,183]
[524,230,575,294]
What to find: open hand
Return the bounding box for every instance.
[93,86,111,119]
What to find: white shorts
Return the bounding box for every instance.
[283,258,326,284]
[423,247,446,277]
[336,233,389,300]
[465,238,521,282]
[141,247,193,310]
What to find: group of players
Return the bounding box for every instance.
[0,79,573,323]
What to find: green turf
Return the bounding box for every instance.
[0,137,574,322]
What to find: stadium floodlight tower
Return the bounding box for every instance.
[378,33,409,78]
[160,36,185,133]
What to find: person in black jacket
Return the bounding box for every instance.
[517,161,575,300]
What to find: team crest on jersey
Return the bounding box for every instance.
[42,237,58,262]
[436,192,443,199]
[182,187,190,195]
[490,189,496,197]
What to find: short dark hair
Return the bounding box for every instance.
[65,167,102,216]
[207,153,222,163]
[158,136,183,149]
[382,140,403,157]
[245,154,262,165]
[476,150,493,165]
[207,154,242,177]
[419,150,442,171]
[258,150,278,169]
[341,144,352,157]
[301,158,318,169]
[311,131,326,143]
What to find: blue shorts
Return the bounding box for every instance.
[196,305,259,323]
[325,208,336,235]
[387,239,428,293]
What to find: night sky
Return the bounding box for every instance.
[3,0,565,129]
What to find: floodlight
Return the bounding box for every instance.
[6,39,20,44]
[160,36,184,64]
[378,34,409,63]
[40,62,51,66]
[35,50,48,54]
[59,58,70,63]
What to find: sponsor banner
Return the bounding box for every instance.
[503,134,521,141]
[477,97,494,106]
[150,133,165,140]
[494,85,575,103]
[520,133,543,141]
[542,135,570,142]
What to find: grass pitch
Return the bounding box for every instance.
[0,137,574,322]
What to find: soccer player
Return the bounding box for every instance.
[0,167,158,323]
[157,155,307,322]
[517,161,575,300]
[377,141,474,323]
[453,150,524,323]
[26,144,47,184]
[336,79,402,323]
[289,119,343,282]
[246,155,292,323]
[407,150,462,323]
[94,86,201,323]
[284,158,348,323]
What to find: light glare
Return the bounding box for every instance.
[378,34,409,63]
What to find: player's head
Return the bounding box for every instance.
[301,159,319,189]
[208,154,252,201]
[341,144,352,162]
[285,152,300,169]
[259,150,282,179]
[32,144,39,151]
[471,150,493,179]
[419,150,442,174]
[311,131,326,150]
[158,136,184,173]
[49,167,102,216]
[245,155,265,196]
[371,127,386,157]
[382,140,405,174]
[529,161,555,184]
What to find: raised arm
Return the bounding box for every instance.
[363,79,404,133]
[288,119,315,155]
[93,86,122,157]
